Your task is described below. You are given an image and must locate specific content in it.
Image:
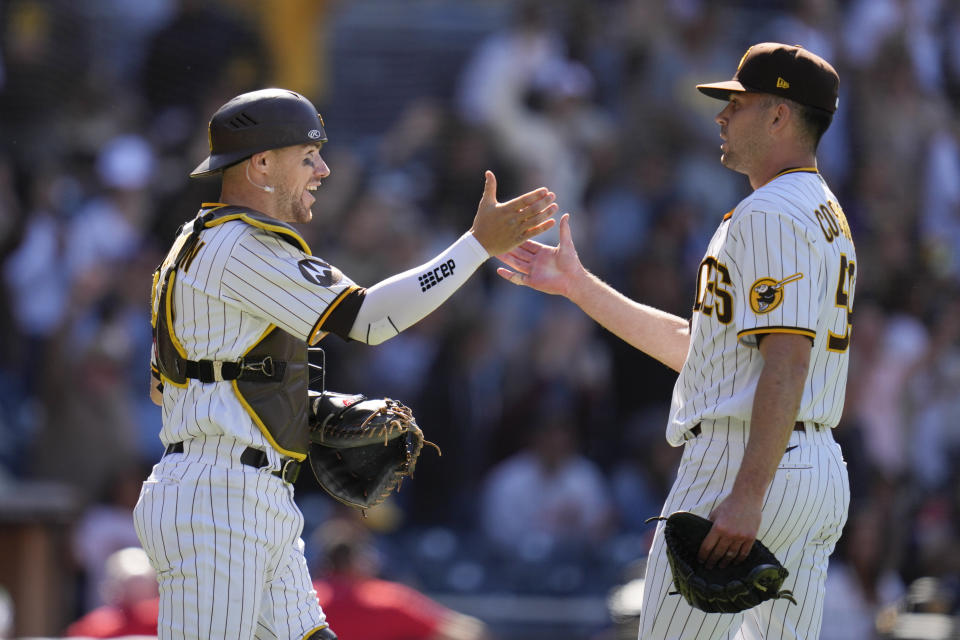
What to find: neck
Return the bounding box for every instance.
[749,151,817,190]
[220,176,278,219]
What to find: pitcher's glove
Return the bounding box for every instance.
[307,390,437,510]
[649,511,797,614]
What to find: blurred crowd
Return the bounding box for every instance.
[1,0,959,638]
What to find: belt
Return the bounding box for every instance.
[164,441,301,483]
[688,421,820,438]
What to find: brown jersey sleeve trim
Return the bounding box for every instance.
[738,326,817,341]
[309,286,367,343]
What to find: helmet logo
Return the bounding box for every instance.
[308,129,322,139]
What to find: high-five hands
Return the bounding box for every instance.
[470,171,558,256]
[496,213,581,297]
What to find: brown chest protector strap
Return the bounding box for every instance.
[183,356,287,383]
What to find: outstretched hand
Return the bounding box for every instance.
[470,171,558,257]
[496,213,583,297]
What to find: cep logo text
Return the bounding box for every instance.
[419,260,456,291]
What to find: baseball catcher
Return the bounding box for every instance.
[308,390,437,510]
[649,511,797,614]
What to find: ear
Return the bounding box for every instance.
[769,102,791,134]
[250,151,270,170]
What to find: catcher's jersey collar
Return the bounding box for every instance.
[199,202,312,255]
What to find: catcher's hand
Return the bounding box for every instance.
[649,511,797,614]
[307,390,437,510]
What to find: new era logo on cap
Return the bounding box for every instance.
[696,43,839,113]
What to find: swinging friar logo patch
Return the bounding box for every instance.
[298,258,342,287]
[750,273,803,314]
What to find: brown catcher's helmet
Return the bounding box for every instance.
[190,88,327,178]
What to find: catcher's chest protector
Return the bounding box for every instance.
[153,205,312,459]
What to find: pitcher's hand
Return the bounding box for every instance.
[496,213,582,297]
[698,493,762,569]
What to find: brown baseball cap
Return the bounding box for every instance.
[697,43,839,113]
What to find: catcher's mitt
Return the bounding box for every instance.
[307,390,437,510]
[650,511,797,614]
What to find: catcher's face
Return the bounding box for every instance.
[714,92,775,176]
[267,143,330,224]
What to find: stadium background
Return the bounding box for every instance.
[0,0,958,638]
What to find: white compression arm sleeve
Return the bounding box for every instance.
[348,231,489,344]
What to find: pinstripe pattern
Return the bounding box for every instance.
[642,170,854,639]
[668,171,856,445]
[134,440,325,639]
[638,420,850,640]
[140,211,341,639]
[153,215,357,466]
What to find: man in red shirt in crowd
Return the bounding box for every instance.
[64,547,159,638]
[311,518,491,640]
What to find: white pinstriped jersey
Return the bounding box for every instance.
[150,206,358,465]
[667,168,856,445]
[140,202,492,640]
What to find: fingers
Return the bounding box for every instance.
[521,217,557,240]
[500,200,556,248]
[497,252,529,273]
[699,531,750,569]
[478,171,552,212]
[522,200,559,223]
[508,197,557,237]
[704,544,736,569]
[482,170,497,203]
[508,241,541,261]
[498,241,546,266]
[732,542,750,565]
[557,213,573,248]
[518,239,546,253]
[497,245,534,266]
[698,530,719,566]
[703,542,737,569]
[514,201,558,241]
[699,526,729,568]
[716,545,744,569]
[506,186,553,209]
[496,267,526,286]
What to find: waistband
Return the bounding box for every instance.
[686,420,824,440]
[164,440,301,484]
[683,419,832,441]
